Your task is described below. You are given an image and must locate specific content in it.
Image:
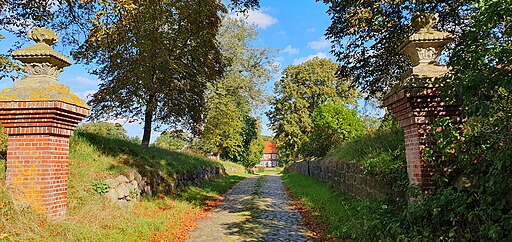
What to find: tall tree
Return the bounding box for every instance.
[73,0,225,146]
[267,57,359,163]
[0,0,259,82]
[201,16,276,159]
[240,115,264,169]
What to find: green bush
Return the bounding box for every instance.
[76,122,130,141]
[154,129,188,151]
[301,101,366,158]
[326,126,407,188]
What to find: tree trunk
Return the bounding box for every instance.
[142,94,156,147]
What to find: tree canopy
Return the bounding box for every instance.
[73,0,225,146]
[302,101,366,157]
[320,0,472,97]
[200,16,275,163]
[267,57,359,162]
[0,0,262,146]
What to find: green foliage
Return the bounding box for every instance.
[76,122,129,141]
[201,16,275,163]
[320,0,471,97]
[327,126,406,185]
[302,101,366,157]
[90,181,110,195]
[282,172,398,241]
[154,130,188,151]
[75,0,225,146]
[261,135,273,142]
[202,84,244,157]
[239,116,264,168]
[378,1,512,240]
[267,57,359,163]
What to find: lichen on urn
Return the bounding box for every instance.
[27,27,59,45]
[411,12,439,32]
[398,12,453,75]
[0,27,89,108]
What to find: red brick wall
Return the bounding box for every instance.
[5,135,70,217]
[383,87,460,193]
[0,101,88,218]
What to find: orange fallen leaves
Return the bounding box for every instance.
[148,194,224,242]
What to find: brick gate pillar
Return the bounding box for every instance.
[382,13,461,194]
[0,28,89,218]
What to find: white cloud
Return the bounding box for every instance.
[74,89,97,101]
[74,76,100,86]
[292,52,329,65]
[307,36,330,50]
[307,28,316,32]
[281,45,299,55]
[232,9,278,29]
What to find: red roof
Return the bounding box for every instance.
[263,141,277,154]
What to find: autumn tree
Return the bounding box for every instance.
[267,57,359,163]
[200,16,276,160]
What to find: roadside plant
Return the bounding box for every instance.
[91,181,110,195]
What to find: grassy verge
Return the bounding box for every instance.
[0,130,251,241]
[325,127,407,187]
[282,172,399,241]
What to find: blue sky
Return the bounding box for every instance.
[0,1,372,142]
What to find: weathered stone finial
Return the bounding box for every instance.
[0,27,88,108]
[396,12,453,83]
[28,27,59,45]
[411,12,439,32]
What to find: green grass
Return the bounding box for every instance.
[282,172,398,241]
[327,126,404,164]
[325,127,407,185]
[253,169,280,175]
[0,131,251,241]
[218,160,247,174]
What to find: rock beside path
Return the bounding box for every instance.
[187,174,314,242]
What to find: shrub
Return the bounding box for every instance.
[301,101,366,157]
[327,126,407,189]
[154,129,188,151]
[76,122,129,140]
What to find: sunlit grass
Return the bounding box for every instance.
[282,172,397,241]
[0,132,251,241]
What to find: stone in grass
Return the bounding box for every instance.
[104,189,120,204]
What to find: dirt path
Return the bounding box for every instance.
[187,174,314,242]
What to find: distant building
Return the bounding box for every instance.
[260,141,278,167]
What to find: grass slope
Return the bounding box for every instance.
[326,127,407,185]
[0,131,250,241]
